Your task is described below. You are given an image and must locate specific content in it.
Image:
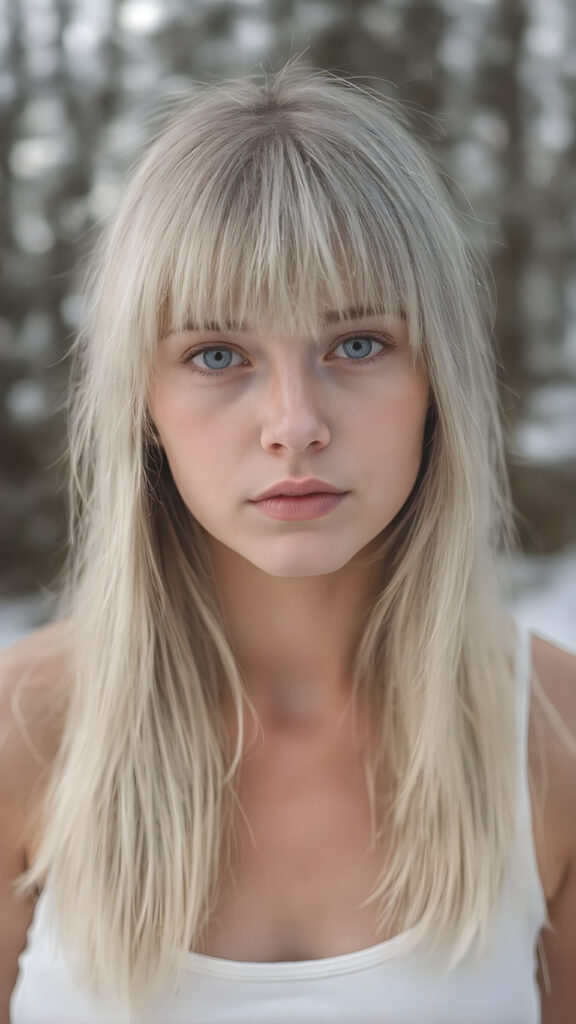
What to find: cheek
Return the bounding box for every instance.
[368,375,429,454]
[368,388,429,510]
[154,403,239,514]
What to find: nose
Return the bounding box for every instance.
[259,364,331,454]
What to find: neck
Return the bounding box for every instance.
[206,535,384,725]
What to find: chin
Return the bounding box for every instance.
[242,544,359,579]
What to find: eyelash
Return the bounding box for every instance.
[182,333,395,378]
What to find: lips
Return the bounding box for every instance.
[251,491,348,521]
[252,478,346,501]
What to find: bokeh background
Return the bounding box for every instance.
[0,0,575,648]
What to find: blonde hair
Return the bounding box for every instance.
[15,63,519,1012]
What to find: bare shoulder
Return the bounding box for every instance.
[528,634,576,1021]
[529,633,576,898]
[532,634,576,732]
[0,618,73,816]
[0,620,74,1013]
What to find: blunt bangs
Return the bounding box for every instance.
[167,134,417,342]
[129,78,435,349]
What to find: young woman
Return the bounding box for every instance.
[1,65,575,1024]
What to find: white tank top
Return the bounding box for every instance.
[10,623,547,1024]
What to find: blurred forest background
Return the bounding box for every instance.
[0,0,575,646]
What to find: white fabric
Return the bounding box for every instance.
[10,623,547,1024]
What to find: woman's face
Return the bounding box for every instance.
[148,309,429,577]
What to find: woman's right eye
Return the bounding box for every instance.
[184,347,247,377]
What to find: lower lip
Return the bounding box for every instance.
[250,492,348,521]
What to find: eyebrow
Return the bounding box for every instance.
[322,305,393,324]
[175,306,398,334]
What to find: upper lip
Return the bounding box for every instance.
[252,478,347,501]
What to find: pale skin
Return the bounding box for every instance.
[148,310,429,713]
[0,312,575,1022]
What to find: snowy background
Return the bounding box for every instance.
[0,0,575,652]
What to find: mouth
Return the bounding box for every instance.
[258,491,340,499]
[251,478,347,502]
[250,491,349,521]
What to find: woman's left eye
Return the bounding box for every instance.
[331,335,390,362]
[183,334,393,377]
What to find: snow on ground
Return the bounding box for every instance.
[0,593,54,649]
[507,545,576,652]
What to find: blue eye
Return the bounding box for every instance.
[333,336,385,361]
[186,347,246,376]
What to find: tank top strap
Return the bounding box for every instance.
[514,619,533,773]
[512,619,548,930]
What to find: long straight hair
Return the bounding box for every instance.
[15,64,519,1012]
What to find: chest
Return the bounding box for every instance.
[199,730,387,962]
